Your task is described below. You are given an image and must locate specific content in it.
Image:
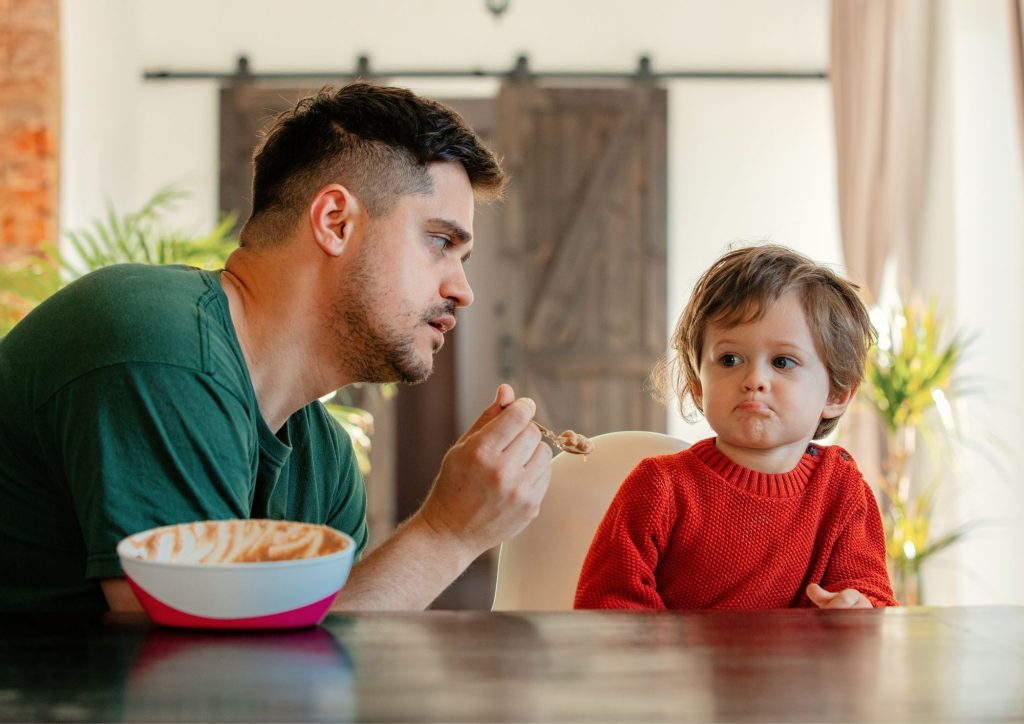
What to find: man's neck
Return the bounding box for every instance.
[220,249,349,433]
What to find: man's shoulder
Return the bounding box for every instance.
[60,263,217,325]
[43,263,217,349]
[1,264,243,405]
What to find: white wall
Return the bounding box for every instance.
[61,0,1023,605]
[666,78,842,443]
[60,0,830,234]
[936,0,1024,606]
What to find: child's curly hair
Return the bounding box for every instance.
[652,244,876,439]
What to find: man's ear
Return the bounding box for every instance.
[309,183,361,257]
[822,383,858,421]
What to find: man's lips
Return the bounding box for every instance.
[427,314,456,335]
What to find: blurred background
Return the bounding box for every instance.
[2,0,1022,609]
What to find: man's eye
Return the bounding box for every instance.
[772,356,797,370]
[430,235,452,254]
[720,354,741,367]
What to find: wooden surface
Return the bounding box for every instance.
[496,83,669,437]
[2,607,1021,722]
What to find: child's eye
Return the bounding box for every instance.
[720,354,741,367]
[772,356,797,370]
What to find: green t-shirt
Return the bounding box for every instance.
[0,264,368,613]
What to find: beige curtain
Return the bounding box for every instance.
[1012,0,1024,163]
[829,0,937,489]
[830,0,936,301]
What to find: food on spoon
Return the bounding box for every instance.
[556,429,594,455]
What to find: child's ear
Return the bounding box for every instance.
[691,383,703,410]
[822,384,858,420]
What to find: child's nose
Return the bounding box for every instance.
[742,365,769,392]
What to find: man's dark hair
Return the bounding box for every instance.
[241,82,507,244]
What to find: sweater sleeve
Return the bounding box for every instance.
[574,459,674,610]
[819,475,899,607]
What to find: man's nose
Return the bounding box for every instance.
[442,263,474,308]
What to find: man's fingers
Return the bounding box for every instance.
[524,442,553,489]
[499,415,544,466]
[473,396,537,452]
[458,384,517,441]
[495,384,515,408]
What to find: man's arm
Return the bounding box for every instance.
[101,578,143,611]
[102,385,550,613]
[332,385,552,610]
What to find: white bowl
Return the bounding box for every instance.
[116,519,356,629]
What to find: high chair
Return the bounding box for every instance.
[491,430,689,611]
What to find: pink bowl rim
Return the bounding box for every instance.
[116,522,356,571]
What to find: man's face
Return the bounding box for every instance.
[332,161,475,384]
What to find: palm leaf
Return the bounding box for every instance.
[323,402,374,476]
[915,521,986,564]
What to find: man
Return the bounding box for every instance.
[0,83,552,613]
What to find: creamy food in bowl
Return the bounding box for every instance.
[117,519,356,630]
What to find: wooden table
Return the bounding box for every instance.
[1,607,1021,722]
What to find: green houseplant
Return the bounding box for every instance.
[1,187,235,336]
[0,187,377,472]
[861,301,974,605]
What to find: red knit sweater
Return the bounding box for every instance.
[574,438,898,610]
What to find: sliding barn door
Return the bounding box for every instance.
[219,86,317,232]
[495,83,669,436]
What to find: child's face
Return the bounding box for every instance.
[695,290,851,468]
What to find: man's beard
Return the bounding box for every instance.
[340,309,439,385]
[331,255,453,385]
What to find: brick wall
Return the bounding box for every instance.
[0,0,60,264]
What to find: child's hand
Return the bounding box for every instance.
[806,583,873,609]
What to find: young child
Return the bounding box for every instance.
[575,244,898,609]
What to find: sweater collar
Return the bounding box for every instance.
[690,437,821,496]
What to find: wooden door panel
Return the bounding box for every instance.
[497,84,668,436]
[219,86,318,234]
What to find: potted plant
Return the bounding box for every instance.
[861,301,974,605]
[1,186,235,336]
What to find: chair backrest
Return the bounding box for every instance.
[491,430,689,611]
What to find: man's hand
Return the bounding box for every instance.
[418,383,552,560]
[332,384,553,610]
[806,583,873,609]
